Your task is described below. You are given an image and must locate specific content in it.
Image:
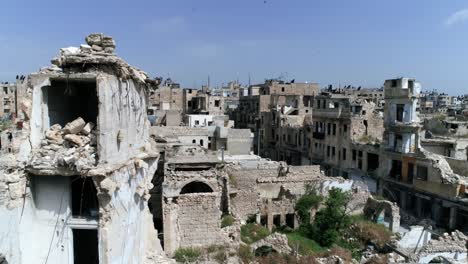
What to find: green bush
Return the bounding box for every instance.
[286,231,324,255]
[174,247,201,263]
[307,188,352,247]
[295,189,322,224]
[349,220,393,248]
[221,214,235,228]
[240,223,269,244]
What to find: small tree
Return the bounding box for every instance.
[309,188,352,247]
[295,186,322,224]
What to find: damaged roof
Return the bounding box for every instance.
[39,33,160,86]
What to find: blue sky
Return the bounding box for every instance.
[1,0,468,94]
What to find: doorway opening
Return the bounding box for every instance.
[72,229,99,264]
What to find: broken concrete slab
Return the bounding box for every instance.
[63,117,86,134]
[81,122,95,135]
[64,134,84,147]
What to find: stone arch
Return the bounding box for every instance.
[180,181,214,194]
[364,196,400,233]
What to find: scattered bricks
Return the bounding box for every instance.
[64,134,84,147]
[63,117,86,134]
[8,181,24,199]
[81,122,95,135]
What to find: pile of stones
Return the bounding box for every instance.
[84,33,116,53]
[30,117,97,172]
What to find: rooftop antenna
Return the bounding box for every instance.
[208,75,210,89]
[248,72,251,86]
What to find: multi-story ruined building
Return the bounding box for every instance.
[233,79,319,163]
[0,34,171,264]
[380,78,468,232]
[147,79,183,126]
[309,92,384,191]
[0,82,16,117]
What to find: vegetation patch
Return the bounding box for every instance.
[174,247,201,263]
[294,186,322,224]
[240,223,270,244]
[348,219,393,248]
[221,214,235,228]
[285,231,324,255]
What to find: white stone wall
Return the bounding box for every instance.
[96,158,163,264]
[97,75,150,166]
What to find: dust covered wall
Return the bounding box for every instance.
[96,158,163,264]
[0,176,72,264]
[169,194,222,250]
[228,170,259,220]
[97,74,150,166]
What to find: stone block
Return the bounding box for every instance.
[63,117,86,134]
[64,134,84,146]
[91,44,103,52]
[81,122,95,135]
[85,33,102,46]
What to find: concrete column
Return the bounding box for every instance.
[449,207,457,230]
[400,191,407,210]
[267,198,273,232]
[416,196,422,218]
[293,214,299,229]
[163,198,177,256]
[280,212,286,227]
[255,213,261,225]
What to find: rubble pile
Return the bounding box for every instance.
[41,33,161,86]
[30,117,98,172]
[421,231,467,254]
[250,233,293,255]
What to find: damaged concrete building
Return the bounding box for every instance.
[148,140,374,257]
[379,78,468,233]
[233,79,320,163]
[0,34,171,264]
[309,91,384,187]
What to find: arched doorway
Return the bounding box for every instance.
[180,181,213,194]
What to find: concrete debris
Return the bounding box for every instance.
[29,118,98,173]
[81,122,95,135]
[421,230,467,254]
[64,134,84,147]
[45,33,160,85]
[420,149,468,185]
[63,117,86,134]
